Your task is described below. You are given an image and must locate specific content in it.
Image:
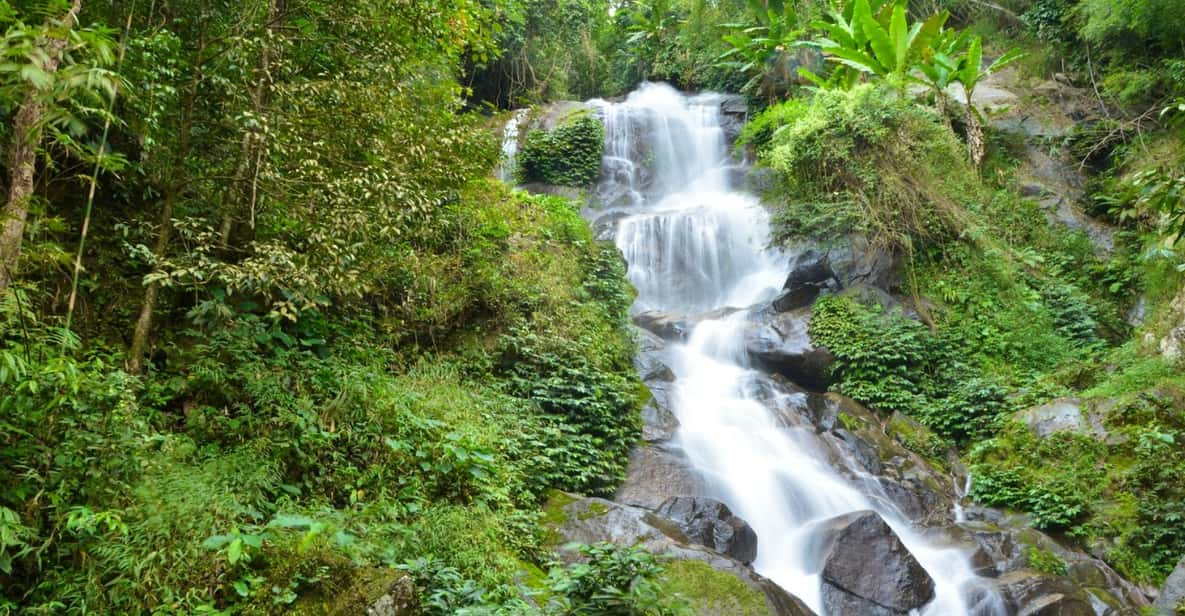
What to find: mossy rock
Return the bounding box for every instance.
[662,560,771,616]
[279,551,417,616]
[541,490,579,548]
[886,411,951,471]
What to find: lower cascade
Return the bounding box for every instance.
[594,83,1006,615]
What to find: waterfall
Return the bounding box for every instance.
[498,108,530,184]
[594,83,1005,616]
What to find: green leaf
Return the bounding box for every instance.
[861,12,893,73]
[227,538,243,565]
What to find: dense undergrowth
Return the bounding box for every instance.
[0,181,649,613]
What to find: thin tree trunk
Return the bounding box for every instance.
[0,0,84,297]
[967,107,986,168]
[128,56,201,374]
[128,186,176,374]
[219,0,279,245]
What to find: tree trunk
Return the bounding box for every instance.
[127,187,176,374]
[967,107,986,168]
[128,48,202,374]
[219,0,280,245]
[0,0,84,297]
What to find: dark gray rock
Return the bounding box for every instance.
[743,309,834,390]
[816,510,936,615]
[775,249,839,312]
[775,237,901,306]
[1154,556,1185,615]
[592,209,631,241]
[656,497,759,565]
[957,512,1151,612]
[615,444,705,509]
[633,326,673,382]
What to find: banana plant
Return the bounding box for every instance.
[718,0,804,100]
[953,36,1024,166]
[914,26,970,123]
[811,0,948,94]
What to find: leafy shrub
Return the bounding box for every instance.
[969,425,1106,529]
[398,543,687,616]
[543,543,687,615]
[497,326,641,495]
[518,114,606,187]
[755,85,976,251]
[809,295,1010,444]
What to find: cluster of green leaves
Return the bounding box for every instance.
[717,0,823,100]
[2,118,642,616]
[809,294,1011,444]
[517,114,606,187]
[749,85,976,251]
[969,425,1106,529]
[398,542,688,616]
[466,0,618,105]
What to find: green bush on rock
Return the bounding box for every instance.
[518,114,606,187]
[750,85,977,252]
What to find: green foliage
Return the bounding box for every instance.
[809,295,1010,443]
[543,543,688,615]
[1078,0,1185,52]
[397,543,688,616]
[2,166,639,611]
[518,114,606,188]
[718,0,814,99]
[659,560,768,616]
[755,85,975,250]
[969,425,1106,529]
[809,0,948,93]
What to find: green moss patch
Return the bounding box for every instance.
[661,560,769,616]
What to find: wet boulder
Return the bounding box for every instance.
[995,570,1095,616]
[780,236,901,298]
[958,510,1151,612]
[592,209,631,241]
[633,326,674,382]
[774,248,839,312]
[634,310,695,341]
[1154,556,1185,615]
[816,510,936,615]
[615,444,705,510]
[743,308,834,390]
[655,497,758,565]
[641,379,679,442]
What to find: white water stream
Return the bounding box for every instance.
[593,83,1005,616]
[498,108,530,184]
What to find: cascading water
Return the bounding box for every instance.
[594,83,1005,616]
[498,108,530,184]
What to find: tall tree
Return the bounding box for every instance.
[0,0,84,296]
